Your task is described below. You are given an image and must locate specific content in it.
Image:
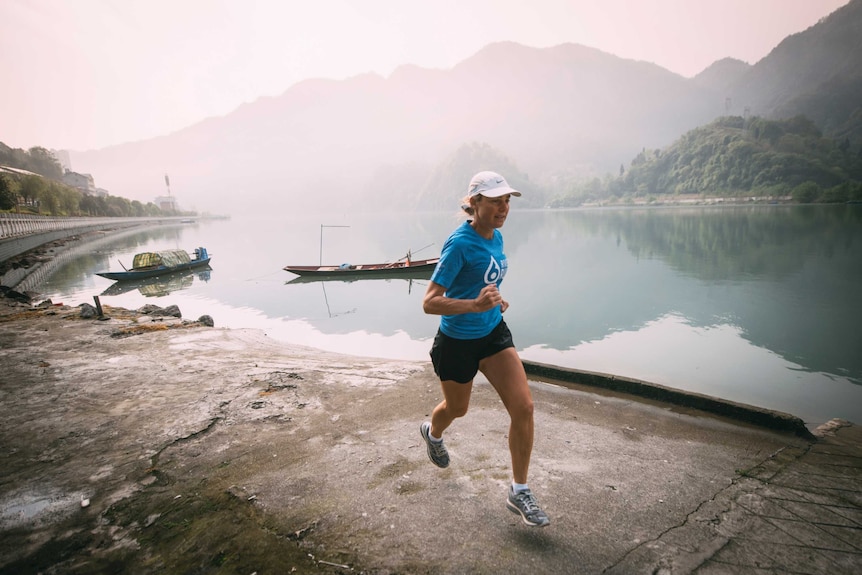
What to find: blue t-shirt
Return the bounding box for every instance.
[430,220,509,339]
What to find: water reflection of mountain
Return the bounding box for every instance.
[101,268,212,297]
[616,206,861,384]
[609,206,861,282]
[511,206,862,384]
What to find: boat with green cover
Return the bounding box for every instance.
[96,247,211,281]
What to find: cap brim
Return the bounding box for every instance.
[475,188,521,198]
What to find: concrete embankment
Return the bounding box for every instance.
[523,361,814,439]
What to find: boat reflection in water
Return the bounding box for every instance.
[101,267,212,297]
[285,269,432,318]
[284,264,434,302]
[284,266,433,285]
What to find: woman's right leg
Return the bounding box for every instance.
[430,379,473,438]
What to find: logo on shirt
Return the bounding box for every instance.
[484,256,504,284]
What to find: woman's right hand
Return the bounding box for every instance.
[423,281,503,316]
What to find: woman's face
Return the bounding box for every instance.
[473,194,511,230]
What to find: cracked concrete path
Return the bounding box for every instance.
[0,300,859,574]
[605,420,862,574]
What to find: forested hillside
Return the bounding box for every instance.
[551,116,862,206]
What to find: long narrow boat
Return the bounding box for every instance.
[283,257,439,279]
[285,266,435,284]
[96,247,211,281]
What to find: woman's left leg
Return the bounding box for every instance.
[479,347,534,484]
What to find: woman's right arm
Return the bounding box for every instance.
[422,281,502,316]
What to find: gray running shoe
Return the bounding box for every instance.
[507,486,550,527]
[420,422,449,468]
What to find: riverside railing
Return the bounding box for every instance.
[0,214,184,268]
[0,213,154,240]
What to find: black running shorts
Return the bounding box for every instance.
[429,320,515,384]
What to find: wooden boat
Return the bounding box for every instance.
[96,247,211,281]
[283,257,439,279]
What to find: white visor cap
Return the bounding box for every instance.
[467,171,522,198]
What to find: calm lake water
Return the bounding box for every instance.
[33,205,862,429]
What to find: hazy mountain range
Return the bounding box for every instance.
[70,0,862,214]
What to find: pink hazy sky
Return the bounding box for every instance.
[0,0,850,152]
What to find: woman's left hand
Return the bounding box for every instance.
[501,299,509,313]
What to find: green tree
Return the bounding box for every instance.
[80,194,106,216]
[59,185,81,215]
[130,200,145,216]
[820,184,849,203]
[105,195,132,217]
[27,147,63,179]
[0,175,17,210]
[18,175,47,210]
[144,202,163,216]
[38,181,61,215]
[792,181,820,203]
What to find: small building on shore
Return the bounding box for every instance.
[155,195,178,212]
[62,170,96,193]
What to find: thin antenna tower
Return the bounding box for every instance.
[164,173,171,196]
